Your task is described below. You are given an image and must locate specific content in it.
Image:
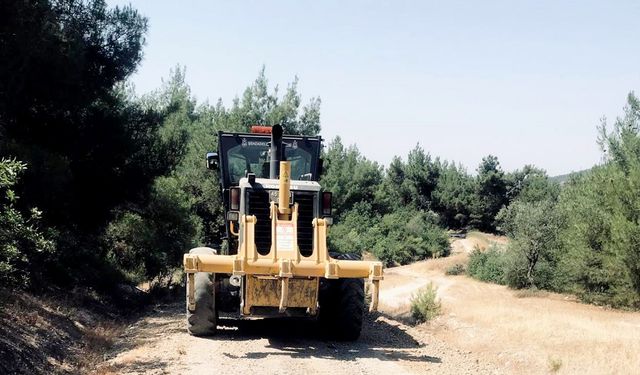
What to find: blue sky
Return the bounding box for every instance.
[108,0,640,175]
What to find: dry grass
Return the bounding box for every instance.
[466,231,508,246]
[75,321,124,374]
[434,278,640,374]
[83,322,120,352]
[90,365,120,375]
[0,288,130,375]
[361,251,378,262]
[379,238,640,375]
[548,357,563,373]
[514,287,549,299]
[449,231,508,256]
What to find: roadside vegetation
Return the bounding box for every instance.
[410,282,441,323]
[445,263,465,276]
[467,245,507,285]
[467,93,640,309]
[2,0,639,313]
[323,139,559,266]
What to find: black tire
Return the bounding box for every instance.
[186,247,218,336]
[319,253,365,341]
[334,278,365,340]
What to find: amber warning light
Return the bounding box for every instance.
[251,125,272,134]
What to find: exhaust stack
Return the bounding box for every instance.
[269,124,285,179]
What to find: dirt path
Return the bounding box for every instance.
[101,235,640,374]
[102,303,493,375]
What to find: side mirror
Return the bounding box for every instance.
[317,157,324,176]
[206,152,219,170]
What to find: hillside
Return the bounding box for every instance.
[0,289,131,374]
[549,168,591,184]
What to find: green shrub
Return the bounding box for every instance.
[445,263,465,275]
[502,245,561,290]
[0,159,55,287]
[104,176,201,281]
[410,282,441,323]
[467,245,507,284]
[371,208,450,266]
[497,200,563,289]
[502,247,531,288]
[327,201,380,256]
[330,204,450,267]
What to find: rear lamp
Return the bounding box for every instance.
[322,192,332,216]
[230,188,240,211]
[251,125,272,134]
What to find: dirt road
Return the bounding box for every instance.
[102,304,492,375]
[101,234,640,374]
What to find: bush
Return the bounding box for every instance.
[327,201,380,256]
[410,282,441,323]
[467,245,507,284]
[502,248,531,289]
[497,200,564,289]
[445,263,465,275]
[329,205,450,267]
[104,176,201,282]
[0,159,56,287]
[371,208,450,266]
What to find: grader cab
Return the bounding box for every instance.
[183,125,383,340]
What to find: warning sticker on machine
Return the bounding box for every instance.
[276,222,294,251]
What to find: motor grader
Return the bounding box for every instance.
[183,125,383,340]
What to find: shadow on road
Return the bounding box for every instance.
[105,302,443,373]
[209,312,441,364]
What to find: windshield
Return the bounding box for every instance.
[219,134,321,187]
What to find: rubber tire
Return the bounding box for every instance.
[186,247,218,336]
[334,278,365,341]
[319,253,365,341]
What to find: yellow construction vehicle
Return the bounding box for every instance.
[184,125,383,340]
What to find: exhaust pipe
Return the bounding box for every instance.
[269,124,285,179]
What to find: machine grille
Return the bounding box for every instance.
[247,190,315,256]
[247,191,271,255]
[294,193,315,257]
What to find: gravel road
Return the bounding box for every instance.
[101,235,640,375]
[103,302,495,375]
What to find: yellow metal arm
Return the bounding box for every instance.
[184,252,383,280]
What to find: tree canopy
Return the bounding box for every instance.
[3,0,637,312]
